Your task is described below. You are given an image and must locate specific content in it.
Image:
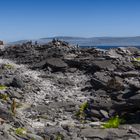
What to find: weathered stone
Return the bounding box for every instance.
[100,109,109,118]
[81,128,108,138]
[125,78,140,89]
[122,71,140,77]
[92,60,116,71]
[89,109,102,118]
[10,76,25,88]
[44,58,68,71]
[129,93,140,107]
[26,133,44,140]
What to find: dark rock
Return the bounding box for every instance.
[87,98,113,121]
[118,61,135,71]
[55,78,75,87]
[89,109,102,119]
[45,126,69,140]
[122,71,140,77]
[94,72,112,83]
[106,77,124,91]
[125,78,140,89]
[33,59,48,69]
[129,93,140,107]
[90,78,107,90]
[10,76,25,88]
[91,60,116,71]
[42,58,68,72]
[9,91,23,99]
[0,106,14,122]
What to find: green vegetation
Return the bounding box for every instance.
[133,57,140,62]
[4,64,14,69]
[15,127,27,136]
[0,93,8,101]
[132,57,140,68]
[0,85,7,90]
[56,133,64,140]
[132,61,140,67]
[101,115,124,128]
[76,101,88,120]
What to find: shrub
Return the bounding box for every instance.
[15,128,27,136]
[76,101,88,120]
[101,115,124,128]
[4,64,14,69]
[56,133,64,140]
[0,85,7,90]
[133,57,140,62]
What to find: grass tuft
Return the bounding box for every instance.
[15,127,27,136]
[76,101,88,121]
[4,64,14,69]
[0,85,7,90]
[56,133,64,140]
[101,115,124,128]
[133,57,140,62]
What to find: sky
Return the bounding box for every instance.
[0,0,140,41]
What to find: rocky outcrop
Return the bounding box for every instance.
[0,40,140,139]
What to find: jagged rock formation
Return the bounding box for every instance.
[0,40,140,139]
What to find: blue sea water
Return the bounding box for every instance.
[80,46,140,50]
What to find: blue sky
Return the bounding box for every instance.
[0,0,140,41]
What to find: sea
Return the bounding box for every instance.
[80,46,140,50]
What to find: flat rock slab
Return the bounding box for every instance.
[81,128,108,138]
[81,128,137,139]
[92,60,116,71]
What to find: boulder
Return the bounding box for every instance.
[44,58,68,71]
[94,71,112,83]
[0,106,14,122]
[122,71,140,77]
[10,76,25,88]
[91,60,116,71]
[129,93,140,107]
[125,78,140,89]
[90,78,107,90]
[106,49,123,59]
[81,128,108,139]
[80,128,139,139]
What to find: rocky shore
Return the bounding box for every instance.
[0,40,140,140]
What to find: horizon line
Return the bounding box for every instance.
[3,35,140,43]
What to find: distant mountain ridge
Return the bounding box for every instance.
[9,36,140,47]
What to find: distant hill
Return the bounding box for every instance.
[9,36,140,47]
